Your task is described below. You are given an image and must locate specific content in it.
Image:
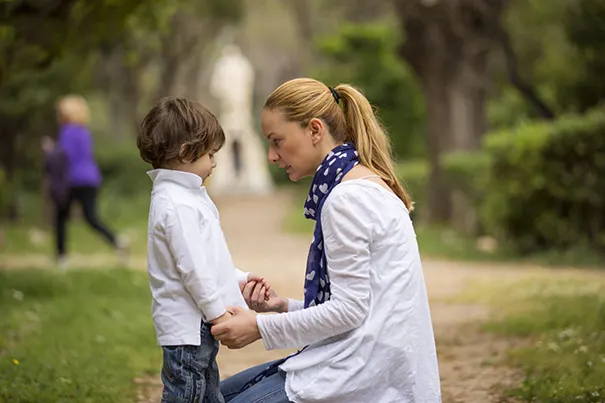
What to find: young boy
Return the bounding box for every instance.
[137,97,268,403]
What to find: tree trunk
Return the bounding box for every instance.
[0,123,20,222]
[395,0,506,229]
[448,56,488,233]
[423,73,453,222]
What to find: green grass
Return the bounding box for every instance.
[0,268,160,402]
[0,192,149,257]
[460,277,605,403]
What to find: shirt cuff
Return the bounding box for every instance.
[235,268,249,284]
[200,299,227,322]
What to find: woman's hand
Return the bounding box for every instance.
[211,306,261,349]
[242,281,288,313]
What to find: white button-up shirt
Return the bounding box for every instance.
[146,169,248,346]
[257,180,441,403]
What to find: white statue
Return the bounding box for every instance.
[209,44,274,196]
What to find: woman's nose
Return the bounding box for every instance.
[267,147,279,164]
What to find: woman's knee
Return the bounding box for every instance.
[220,360,284,401]
[224,372,289,403]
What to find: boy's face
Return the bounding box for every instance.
[191,152,217,180]
[176,151,217,181]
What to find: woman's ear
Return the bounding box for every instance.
[309,118,325,145]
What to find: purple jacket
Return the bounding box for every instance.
[57,123,102,187]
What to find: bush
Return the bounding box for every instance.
[397,159,428,219]
[95,142,151,197]
[479,107,605,255]
[441,151,491,211]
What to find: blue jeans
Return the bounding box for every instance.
[220,360,292,403]
[161,322,224,403]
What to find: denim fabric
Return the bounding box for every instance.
[161,322,224,403]
[221,360,292,403]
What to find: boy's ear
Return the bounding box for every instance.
[178,144,195,162]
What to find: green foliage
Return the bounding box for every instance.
[0,268,160,402]
[0,0,147,117]
[491,0,605,125]
[481,278,605,402]
[441,151,491,212]
[479,107,605,255]
[95,141,152,198]
[560,0,605,112]
[397,159,428,217]
[313,22,426,159]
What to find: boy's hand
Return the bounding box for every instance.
[241,282,288,313]
[211,311,232,325]
[239,273,271,301]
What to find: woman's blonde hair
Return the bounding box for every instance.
[56,94,91,125]
[264,78,413,211]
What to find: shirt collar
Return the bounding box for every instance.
[147,169,203,189]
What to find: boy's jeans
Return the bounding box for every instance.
[161,322,224,403]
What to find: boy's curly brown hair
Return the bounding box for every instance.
[137,97,225,169]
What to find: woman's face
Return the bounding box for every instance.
[261,110,326,182]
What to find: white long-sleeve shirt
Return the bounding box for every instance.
[146,169,248,346]
[257,180,442,403]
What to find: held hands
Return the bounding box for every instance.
[241,280,288,313]
[240,273,271,301]
[211,306,260,349]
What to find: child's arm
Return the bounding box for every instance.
[234,268,271,301]
[234,268,250,284]
[164,203,226,322]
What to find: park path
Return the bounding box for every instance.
[136,189,574,403]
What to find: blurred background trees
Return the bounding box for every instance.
[1,0,605,261]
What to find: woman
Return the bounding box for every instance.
[54,94,125,268]
[212,79,441,403]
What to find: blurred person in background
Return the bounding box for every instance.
[52,94,127,268]
[41,134,68,229]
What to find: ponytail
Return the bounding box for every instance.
[334,84,414,211]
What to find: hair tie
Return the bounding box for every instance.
[328,86,340,104]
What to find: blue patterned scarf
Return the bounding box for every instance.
[237,143,359,392]
[302,142,359,308]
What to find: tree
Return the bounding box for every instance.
[96,0,243,138]
[561,0,605,112]
[314,23,425,159]
[0,0,151,220]
[393,0,507,228]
